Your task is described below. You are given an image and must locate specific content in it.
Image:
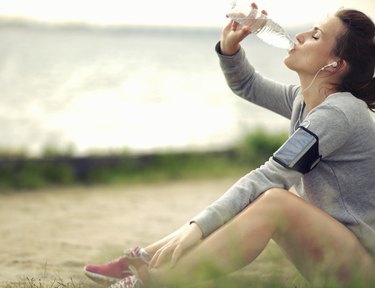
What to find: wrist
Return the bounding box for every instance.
[189,222,203,240]
[219,41,240,56]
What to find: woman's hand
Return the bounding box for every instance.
[221,2,268,55]
[149,223,203,268]
[220,20,251,55]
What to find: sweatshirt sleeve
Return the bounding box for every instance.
[191,158,302,238]
[300,99,351,158]
[191,95,353,238]
[217,42,299,119]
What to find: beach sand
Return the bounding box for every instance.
[0,178,302,287]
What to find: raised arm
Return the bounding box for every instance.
[219,7,299,119]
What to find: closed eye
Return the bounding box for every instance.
[311,26,323,40]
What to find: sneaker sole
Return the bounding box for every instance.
[83,269,122,285]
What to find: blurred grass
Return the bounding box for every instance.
[0,129,288,191]
[2,277,96,288]
[141,240,371,288]
[2,241,371,288]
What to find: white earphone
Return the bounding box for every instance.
[320,61,338,70]
[303,61,339,93]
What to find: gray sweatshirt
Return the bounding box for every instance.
[192,44,375,256]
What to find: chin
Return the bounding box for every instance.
[283,57,296,72]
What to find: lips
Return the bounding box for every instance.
[288,43,296,53]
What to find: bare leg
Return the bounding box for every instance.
[149,189,375,286]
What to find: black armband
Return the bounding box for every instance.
[272,126,321,174]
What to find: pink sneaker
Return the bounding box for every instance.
[84,246,150,285]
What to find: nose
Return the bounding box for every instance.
[295,32,304,45]
[295,29,312,45]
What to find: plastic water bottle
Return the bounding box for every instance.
[227,0,295,50]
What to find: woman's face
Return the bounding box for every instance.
[284,16,345,75]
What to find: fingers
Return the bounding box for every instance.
[223,19,233,32]
[170,246,182,267]
[151,243,184,269]
[149,242,179,269]
[250,10,267,32]
[249,3,268,18]
[226,2,267,31]
[231,21,239,31]
[150,225,202,269]
[248,3,258,18]
[150,246,169,268]
[148,240,184,269]
[149,248,161,268]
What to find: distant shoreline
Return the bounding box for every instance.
[0,16,305,35]
[0,130,288,190]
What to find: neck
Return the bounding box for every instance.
[299,71,337,111]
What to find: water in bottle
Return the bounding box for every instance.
[227,0,295,50]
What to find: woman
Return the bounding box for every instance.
[84,4,375,287]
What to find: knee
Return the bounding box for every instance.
[241,188,299,220]
[263,188,302,212]
[258,188,299,229]
[262,188,291,207]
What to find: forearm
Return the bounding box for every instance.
[216,42,256,96]
[217,41,297,119]
[191,158,301,238]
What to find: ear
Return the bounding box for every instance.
[337,59,348,74]
[325,59,345,73]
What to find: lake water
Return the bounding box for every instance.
[0,22,300,156]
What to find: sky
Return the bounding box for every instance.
[0,0,374,28]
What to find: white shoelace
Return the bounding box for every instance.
[124,247,150,263]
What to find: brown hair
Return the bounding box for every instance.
[333,9,375,111]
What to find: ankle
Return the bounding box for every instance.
[127,259,148,271]
[143,246,158,259]
[134,265,152,287]
[124,247,151,264]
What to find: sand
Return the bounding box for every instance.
[0,178,301,287]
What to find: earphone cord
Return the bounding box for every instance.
[301,68,323,94]
[293,101,306,131]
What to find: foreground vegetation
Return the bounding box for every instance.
[1,129,372,288]
[2,269,371,288]
[0,129,288,191]
[1,277,301,288]
[2,277,93,288]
